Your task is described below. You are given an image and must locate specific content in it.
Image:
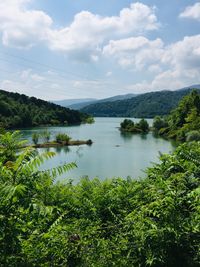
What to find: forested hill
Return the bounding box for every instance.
[81,88,200,118]
[0,90,89,129]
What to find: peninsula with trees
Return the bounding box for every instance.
[0,89,93,129]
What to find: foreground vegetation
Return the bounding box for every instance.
[0,130,199,266]
[153,90,200,141]
[0,90,92,129]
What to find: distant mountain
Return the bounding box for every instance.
[80,86,200,118]
[99,93,137,103]
[0,90,90,129]
[178,84,200,91]
[53,98,96,107]
[67,93,137,110]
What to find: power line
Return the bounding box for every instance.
[0,51,102,82]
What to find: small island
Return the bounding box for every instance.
[120,118,149,134]
[31,131,92,148]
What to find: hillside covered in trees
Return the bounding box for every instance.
[81,88,200,118]
[0,90,90,129]
[153,90,200,141]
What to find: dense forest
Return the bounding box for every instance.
[153,90,200,141]
[81,88,200,118]
[0,130,199,266]
[0,90,91,129]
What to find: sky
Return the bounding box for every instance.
[0,0,200,100]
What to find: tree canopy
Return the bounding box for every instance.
[81,88,200,118]
[0,90,90,129]
[120,118,149,133]
[153,90,200,141]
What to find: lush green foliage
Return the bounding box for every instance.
[0,90,90,128]
[154,90,200,141]
[84,116,95,124]
[186,131,200,142]
[32,130,51,145]
[32,132,39,145]
[120,118,149,133]
[153,116,168,133]
[56,133,71,144]
[81,88,200,118]
[0,131,199,266]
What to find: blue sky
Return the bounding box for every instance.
[0,0,200,100]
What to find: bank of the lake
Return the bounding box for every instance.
[21,117,176,181]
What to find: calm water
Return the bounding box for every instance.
[21,117,176,182]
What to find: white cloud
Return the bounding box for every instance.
[0,1,159,59]
[103,37,164,70]
[20,69,45,81]
[106,71,112,77]
[164,35,200,70]
[179,2,200,21]
[127,69,195,94]
[0,0,52,48]
[125,34,200,93]
[1,79,29,94]
[48,2,159,54]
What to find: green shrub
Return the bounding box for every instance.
[56,133,71,144]
[41,129,51,143]
[32,132,39,145]
[186,130,200,141]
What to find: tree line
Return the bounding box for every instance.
[0,90,91,129]
[153,90,200,141]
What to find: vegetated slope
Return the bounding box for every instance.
[0,90,89,128]
[81,88,200,118]
[59,93,137,110]
[153,90,200,141]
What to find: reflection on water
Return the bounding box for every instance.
[20,117,176,182]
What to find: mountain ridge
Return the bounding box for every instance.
[53,93,137,110]
[80,85,200,118]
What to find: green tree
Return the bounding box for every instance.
[154,90,200,141]
[137,118,149,133]
[56,133,71,144]
[0,131,27,163]
[41,129,51,143]
[32,132,39,145]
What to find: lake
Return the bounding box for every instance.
[21,117,176,182]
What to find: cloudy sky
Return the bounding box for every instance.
[0,0,200,100]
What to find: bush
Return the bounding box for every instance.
[56,133,71,144]
[186,130,200,141]
[120,119,149,133]
[137,118,149,133]
[153,116,168,132]
[41,129,51,143]
[32,132,39,145]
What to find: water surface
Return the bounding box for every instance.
[21,118,176,182]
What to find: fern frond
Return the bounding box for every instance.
[42,162,77,181]
[19,151,56,173]
[0,184,27,201]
